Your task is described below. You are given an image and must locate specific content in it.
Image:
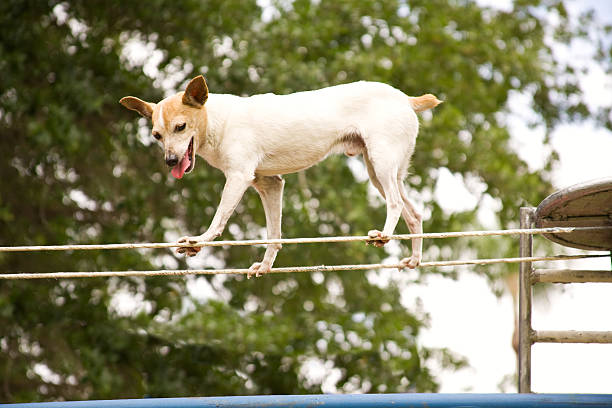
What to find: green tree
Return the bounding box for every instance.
[1,0,610,402]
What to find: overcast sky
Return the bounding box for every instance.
[420,0,612,393]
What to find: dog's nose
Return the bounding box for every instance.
[165,154,179,167]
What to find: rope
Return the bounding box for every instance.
[0,253,607,280]
[0,226,610,253]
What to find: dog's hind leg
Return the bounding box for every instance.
[364,151,422,269]
[249,175,285,278]
[363,151,387,248]
[398,179,422,268]
[363,149,404,248]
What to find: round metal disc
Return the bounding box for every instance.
[534,178,612,250]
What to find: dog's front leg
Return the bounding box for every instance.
[177,172,254,257]
[249,175,285,278]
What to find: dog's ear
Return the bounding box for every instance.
[119,96,155,119]
[182,75,208,107]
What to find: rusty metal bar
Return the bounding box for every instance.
[518,207,535,393]
[533,330,612,344]
[532,269,612,283]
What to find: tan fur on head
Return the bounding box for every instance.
[409,94,443,112]
[119,76,210,140]
[119,76,210,180]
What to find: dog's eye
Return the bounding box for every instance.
[175,123,186,132]
[152,132,162,140]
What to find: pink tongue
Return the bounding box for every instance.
[171,150,191,179]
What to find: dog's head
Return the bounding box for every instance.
[120,75,209,179]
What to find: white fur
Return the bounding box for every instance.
[157,102,165,128]
[120,79,438,277]
[176,81,426,276]
[199,81,418,177]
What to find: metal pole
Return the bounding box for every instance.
[518,207,535,393]
[5,393,612,408]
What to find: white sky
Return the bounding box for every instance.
[420,0,612,393]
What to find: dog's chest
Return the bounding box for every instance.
[196,146,224,171]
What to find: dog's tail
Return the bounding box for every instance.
[409,94,443,112]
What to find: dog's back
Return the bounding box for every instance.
[201,82,438,176]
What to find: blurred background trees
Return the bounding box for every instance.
[1,0,610,402]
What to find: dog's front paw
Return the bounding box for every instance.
[401,255,421,269]
[247,262,272,279]
[176,235,204,257]
[366,230,390,247]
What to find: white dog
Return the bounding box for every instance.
[120,76,441,276]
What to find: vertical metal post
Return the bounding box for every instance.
[518,207,535,393]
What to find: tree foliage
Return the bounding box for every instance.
[1,0,610,402]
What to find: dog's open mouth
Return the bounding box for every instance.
[170,137,195,179]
